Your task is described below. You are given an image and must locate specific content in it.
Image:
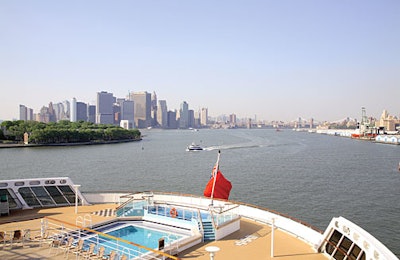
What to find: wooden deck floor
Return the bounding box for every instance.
[0,204,328,259]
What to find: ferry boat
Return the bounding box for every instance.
[186,143,203,151]
[0,176,398,259]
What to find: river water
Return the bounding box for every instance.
[0,129,399,256]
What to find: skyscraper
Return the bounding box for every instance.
[200,108,208,126]
[167,110,177,129]
[96,91,115,124]
[87,105,96,123]
[120,100,134,128]
[76,102,88,122]
[19,105,27,121]
[157,100,168,128]
[179,101,189,129]
[129,91,151,128]
[151,91,158,127]
[70,98,77,122]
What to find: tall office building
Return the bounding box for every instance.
[53,102,67,121]
[229,113,237,126]
[128,91,151,128]
[113,104,121,125]
[38,106,51,123]
[167,110,178,129]
[62,100,70,120]
[200,108,208,126]
[27,108,33,121]
[120,100,135,128]
[76,102,88,121]
[70,98,77,122]
[19,105,27,121]
[157,100,168,128]
[96,91,115,124]
[188,109,195,128]
[48,102,56,122]
[87,105,96,123]
[179,101,189,129]
[151,91,158,126]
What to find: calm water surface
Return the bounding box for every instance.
[0,129,399,256]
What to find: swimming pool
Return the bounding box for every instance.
[85,221,190,257]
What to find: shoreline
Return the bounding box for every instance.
[0,138,142,149]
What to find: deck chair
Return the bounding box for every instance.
[38,231,53,247]
[0,231,9,247]
[69,239,84,259]
[60,236,74,256]
[0,231,6,243]
[108,250,117,260]
[48,233,66,255]
[90,246,105,259]
[80,243,96,259]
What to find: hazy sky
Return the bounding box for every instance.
[1,1,399,122]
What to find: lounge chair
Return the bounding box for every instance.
[0,231,9,247]
[108,250,117,260]
[59,236,74,256]
[90,246,105,259]
[48,233,66,255]
[34,230,53,247]
[80,243,96,259]
[68,239,84,259]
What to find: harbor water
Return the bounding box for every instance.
[0,129,399,256]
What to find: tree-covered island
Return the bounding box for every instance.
[0,120,141,145]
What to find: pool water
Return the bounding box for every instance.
[86,222,186,256]
[107,224,183,248]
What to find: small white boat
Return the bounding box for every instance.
[186,143,203,151]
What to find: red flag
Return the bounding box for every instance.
[204,168,232,200]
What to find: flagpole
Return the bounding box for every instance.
[210,150,221,206]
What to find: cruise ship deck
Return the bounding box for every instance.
[0,203,327,260]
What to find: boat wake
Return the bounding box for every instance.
[204,144,261,151]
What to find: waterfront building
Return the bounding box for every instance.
[157,100,168,128]
[120,119,134,129]
[229,113,237,127]
[247,118,252,129]
[179,101,189,129]
[96,91,115,125]
[129,91,151,128]
[167,110,178,129]
[200,108,208,127]
[378,109,400,133]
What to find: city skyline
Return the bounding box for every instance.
[1,1,399,122]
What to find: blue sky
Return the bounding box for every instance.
[1,0,399,122]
